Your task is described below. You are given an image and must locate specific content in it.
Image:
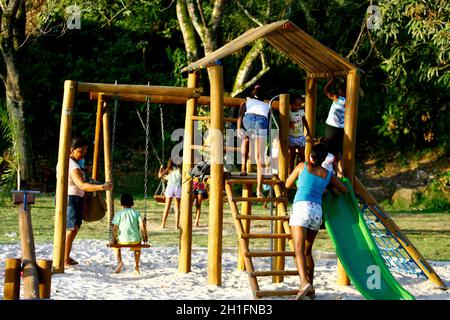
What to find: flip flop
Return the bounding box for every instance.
[295,284,312,300]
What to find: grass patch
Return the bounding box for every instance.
[0,194,448,261]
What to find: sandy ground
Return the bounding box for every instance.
[0,240,449,300]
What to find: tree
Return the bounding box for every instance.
[0,0,34,183]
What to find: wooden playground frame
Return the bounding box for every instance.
[53,19,445,291]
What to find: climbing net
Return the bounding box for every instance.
[356,196,425,278]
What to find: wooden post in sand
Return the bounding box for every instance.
[3,258,21,300]
[273,94,289,283]
[207,64,224,285]
[13,191,40,299]
[53,80,76,274]
[179,71,199,273]
[337,69,360,286]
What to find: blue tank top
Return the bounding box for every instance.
[293,164,332,205]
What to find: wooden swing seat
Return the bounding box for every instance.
[154,194,166,203]
[107,243,151,249]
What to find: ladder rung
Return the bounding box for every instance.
[226,178,284,185]
[256,289,299,298]
[250,270,299,277]
[245,250,295,257]
[233,196,287,203]
[236,215,289,221]
[242,233,291,239]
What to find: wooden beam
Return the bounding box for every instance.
[89,92,280,109]
[3,258,21,300]
[102,101,114,238]
[77,82,201,97]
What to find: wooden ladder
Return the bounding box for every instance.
[224,173,300,299]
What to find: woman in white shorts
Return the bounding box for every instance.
[158,158,182,229]
[286,143,347,299]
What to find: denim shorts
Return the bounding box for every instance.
[243,113,269,137]
[289,201,322,231]
[67,195,83,230]
[289,135,306,147]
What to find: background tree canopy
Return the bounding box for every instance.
[0,0,448,192]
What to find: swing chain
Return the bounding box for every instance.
[143,97,151,223]
[159,105,164,160]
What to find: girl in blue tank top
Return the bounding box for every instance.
[286,143,347,299]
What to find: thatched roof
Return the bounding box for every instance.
[182,20,358,78]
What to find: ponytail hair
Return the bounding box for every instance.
[250,84,261,100]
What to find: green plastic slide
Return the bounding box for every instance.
[322,178,415,300]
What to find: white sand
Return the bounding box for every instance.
[0,239,448,300]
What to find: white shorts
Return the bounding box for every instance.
[289,201,322,231]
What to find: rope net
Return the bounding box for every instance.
[356,195,425,278]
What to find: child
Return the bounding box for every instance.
[193,177,208,227]
[286,143,347,299]
[112,193,148,274]
[289,94,311,173]
[323,78,346,175]
[158,158,182,229]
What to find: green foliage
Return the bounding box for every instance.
[0,101,19,198]
[374,0,450,149]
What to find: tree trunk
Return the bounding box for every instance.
[230,39,270,97]
[3,50,34,182]
[0,0,34,182]
[177,0,200,63]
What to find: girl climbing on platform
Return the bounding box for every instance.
[286,143,347,300]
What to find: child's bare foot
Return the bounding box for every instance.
[115,262,124,274]
[134,268,140,275]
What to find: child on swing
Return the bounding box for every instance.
[112,193,148,274]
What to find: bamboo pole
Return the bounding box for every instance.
[238,180,252,271]
[304,78,317,160]
[3,258,21,300]
[90,92,280,109]
[207,65,224,285]
[16,196,39,299]
[36,259,52,299]
[102,102,114,236]
[337,69,360,286]
[179,72,199,273]
[273,94,290,283]
[53,80,76,274]
[77,82,201,97]
[92,93,104,180]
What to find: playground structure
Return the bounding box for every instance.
[3,191,52,300]
[53,20,446,298]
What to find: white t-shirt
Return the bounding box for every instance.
[68,158,84,197]
[245,98,270,117]
[289,109,305,137]
[325,96,346,128]
[322,153,335,174]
